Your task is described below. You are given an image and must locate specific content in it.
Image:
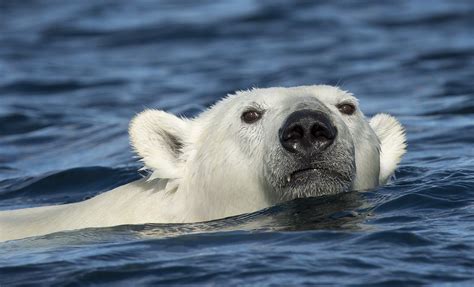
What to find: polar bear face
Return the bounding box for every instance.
[129,85,406,217]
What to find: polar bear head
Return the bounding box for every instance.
[129,85,406,218]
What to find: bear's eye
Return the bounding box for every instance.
[337,103,356,115]
[241,109,263,124]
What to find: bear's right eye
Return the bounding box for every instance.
[241,109,263,124]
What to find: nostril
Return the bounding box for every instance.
[311,123,332,140]
[280,124,305,153]
[284,125,304,141]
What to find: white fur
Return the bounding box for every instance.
[129,110,190,179]
[369,114,407,184]
[0,85,406,242]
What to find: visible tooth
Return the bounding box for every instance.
[286,175,291,183]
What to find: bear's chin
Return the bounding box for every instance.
[277,168,353,201]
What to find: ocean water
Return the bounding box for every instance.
[1,0,473,285]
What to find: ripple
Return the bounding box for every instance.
[0,167,139,210]
[375,193,468,213]
[355,230,434,247]
[0,79,126,95]
[0,113,51,136]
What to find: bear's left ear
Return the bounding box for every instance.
[369,113,407,184]
[129,109,190,179]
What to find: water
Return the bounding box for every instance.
[1,0,473,285]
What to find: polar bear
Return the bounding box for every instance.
[0,85,406,242]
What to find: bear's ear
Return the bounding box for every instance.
[129,109,189,179]
[369,113,407,184]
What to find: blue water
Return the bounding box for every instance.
[1,0,473,285]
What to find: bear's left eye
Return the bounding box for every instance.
[337,103,356,115]
[241,109,263,124]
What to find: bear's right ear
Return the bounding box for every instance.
[129,109,189,179]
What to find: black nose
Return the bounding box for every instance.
[279,109,337,154]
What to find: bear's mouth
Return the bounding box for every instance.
[286,167,344,183]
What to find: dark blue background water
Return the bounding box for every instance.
[1,1,473,285]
